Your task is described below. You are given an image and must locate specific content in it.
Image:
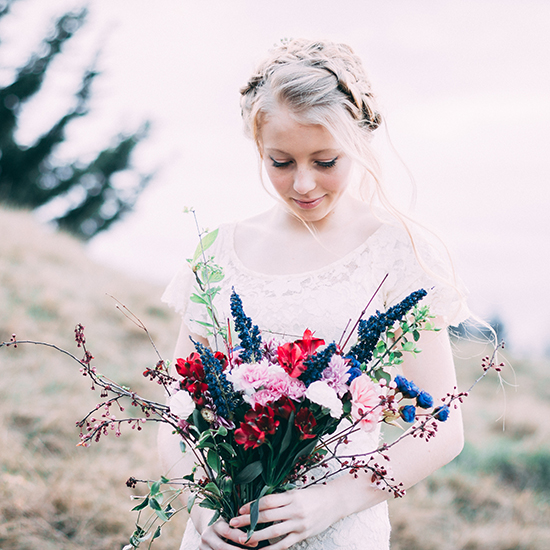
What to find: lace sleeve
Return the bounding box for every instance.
[371,225,469,327]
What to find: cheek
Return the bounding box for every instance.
[265,168,289,193]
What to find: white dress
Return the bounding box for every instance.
[162,222,467,550]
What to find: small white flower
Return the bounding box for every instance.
[306,380,343,418]
[169,390,195,419]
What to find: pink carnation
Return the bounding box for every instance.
[248,366,306,407]
[265,367,306,400]
[349,375,383,432]
[226,360,270,394]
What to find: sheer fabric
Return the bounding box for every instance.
[162,222,467,550]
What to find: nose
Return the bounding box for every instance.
[293,167,316,195]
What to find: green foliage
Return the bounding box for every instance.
[367,303,438,379]
[0,4,150,239]
[187,225,227,339]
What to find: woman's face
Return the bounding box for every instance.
[259,106,353,224]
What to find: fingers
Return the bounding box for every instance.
[199,519,253,550]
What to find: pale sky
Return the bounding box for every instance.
[1,0,549,355]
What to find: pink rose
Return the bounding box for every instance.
[349,375,383,432]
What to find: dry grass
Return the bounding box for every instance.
[1,206,548,549]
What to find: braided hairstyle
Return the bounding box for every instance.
[240,39,382,154]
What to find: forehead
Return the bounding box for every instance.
[260,106,339,154]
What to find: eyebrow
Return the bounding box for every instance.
[266,148,340,156]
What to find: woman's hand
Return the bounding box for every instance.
[191,506,254,550]
[229,485,343,549]
[198,517,253,550]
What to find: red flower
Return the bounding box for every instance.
[272,396,296,420]
[295,407,317,440]
[295,329,325,357]
[176,352,204,381]
[277,342,306,378]
[244,405,279,435]
[234,422,266,450]
[186,379,209,407]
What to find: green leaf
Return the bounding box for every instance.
[154,508,169,522]
[153,526,162,540]
[192,229,219,263]
[280,412,295,455]
[248,485,270,540]
[217,441,236,457]
[204,482,222,497]
[221,476,234,495]
[413,330,421,342]
[150,481,161,496]
[180,440,187,453]
[215,425,228,437]
[149,497,162,511]
[160,475,170,484]
[207,509,221,526]
[208,271,224,283]
[190,293,209,305]
[249,498,260,537]
[199,496,219,510]
[402,341,415,352]
[207,449,221,475]
[187,493,197,514]
[235,461,263,484]
[131,497,149,511]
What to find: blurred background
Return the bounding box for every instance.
[1,1,549,549]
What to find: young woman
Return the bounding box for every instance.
[160,38,468,550]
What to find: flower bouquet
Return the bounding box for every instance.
[0,226,503,549]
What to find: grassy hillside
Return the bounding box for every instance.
[1,206,549,549]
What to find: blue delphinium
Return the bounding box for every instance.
[299,343,338,387]
[348,289,427,366]
[230,289,262,363]
[193,340,241,419]
[399,405,416,423]
[433,405,450,422]
[416,390,434,409]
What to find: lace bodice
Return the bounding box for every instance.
[162,222,468,550]
[163,222,466,349]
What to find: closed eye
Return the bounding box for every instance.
[315,157,338,168]
[270,157,292,168]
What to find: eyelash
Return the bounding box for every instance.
[269,157,338,169]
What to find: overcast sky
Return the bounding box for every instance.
[2,0,549,355]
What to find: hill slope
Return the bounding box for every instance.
[0,206,184,549]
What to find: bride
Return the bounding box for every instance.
[160,38,467,550]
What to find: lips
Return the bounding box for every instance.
[293,196,324,210]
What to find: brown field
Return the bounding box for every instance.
[1,206,548,549]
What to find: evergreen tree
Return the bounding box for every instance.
[0,3,150,239]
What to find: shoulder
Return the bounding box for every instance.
[368,222,469,326]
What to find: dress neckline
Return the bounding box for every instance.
[228,221,392,280]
